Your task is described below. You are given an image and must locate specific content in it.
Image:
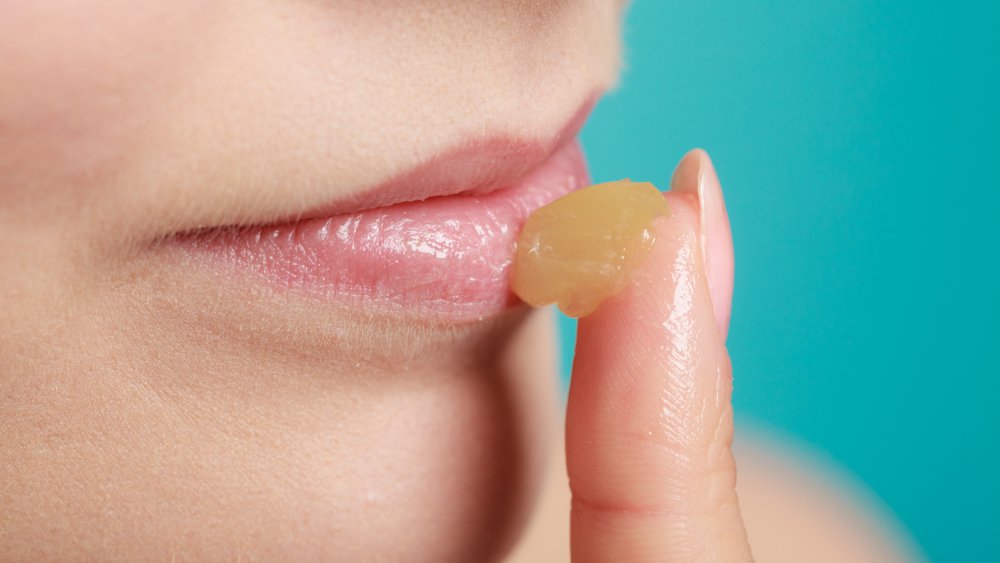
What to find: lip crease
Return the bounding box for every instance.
[176,100,594,322]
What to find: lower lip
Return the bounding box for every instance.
[178,140,589,321]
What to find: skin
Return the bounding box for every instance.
[1,1,920,561]
[510,152,923,562]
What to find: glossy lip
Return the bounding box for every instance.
[175,101,594,322]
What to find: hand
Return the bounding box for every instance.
[566,150,753,561]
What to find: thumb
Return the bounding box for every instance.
[566,150,751,561]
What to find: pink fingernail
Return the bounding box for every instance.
[669,149,734,340]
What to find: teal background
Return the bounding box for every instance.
[565,2,1000,561]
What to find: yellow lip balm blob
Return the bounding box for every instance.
[512,179,669,318]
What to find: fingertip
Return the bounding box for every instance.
[565,155,748,561]
[670,149,734,340]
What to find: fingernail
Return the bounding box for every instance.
[669,149,734,340]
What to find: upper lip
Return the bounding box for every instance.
[287,97,595,222]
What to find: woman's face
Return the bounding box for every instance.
[0,1,623,560]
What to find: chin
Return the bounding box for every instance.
[274,308,561,562]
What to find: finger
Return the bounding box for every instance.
[566,150,752,561]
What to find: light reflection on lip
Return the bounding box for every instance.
[175,100,595,322]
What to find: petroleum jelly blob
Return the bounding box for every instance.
[511,179,669,318]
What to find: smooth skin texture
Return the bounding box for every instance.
[1,1,918,561]
[1,2,620,560]
[567,152,752,561]
[510,151,921,563]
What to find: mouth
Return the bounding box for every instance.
[174,105,592,322]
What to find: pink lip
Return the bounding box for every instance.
[177,108,592,321]
[300,100,593,220]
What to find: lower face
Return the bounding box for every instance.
[0,1,623,560]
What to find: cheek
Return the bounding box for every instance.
[0,0,220,206]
